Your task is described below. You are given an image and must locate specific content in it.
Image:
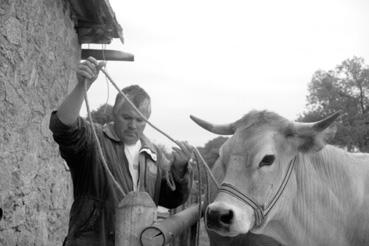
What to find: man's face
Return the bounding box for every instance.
[113,99,151,145]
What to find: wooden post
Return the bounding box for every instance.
[115,191,157,246]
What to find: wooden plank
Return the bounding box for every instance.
[81,49,134,61]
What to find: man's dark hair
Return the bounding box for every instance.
[113,85,151,114]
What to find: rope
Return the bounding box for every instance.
[101,44,110,114]
[194,148,219,189]
[84,61,220,245]
[195,158,202,246]
[100,68,182,147]
[99,67,220,189]
[97,66,221,245]
[193,148,212,246]
[84,81,126,198]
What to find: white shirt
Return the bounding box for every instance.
[124,141,142,191]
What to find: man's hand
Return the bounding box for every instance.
[172,141,193,176]
[77,56,106,88]
[56,57,105,126]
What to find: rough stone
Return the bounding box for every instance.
[0,0,79,245]
[2,17,22,45]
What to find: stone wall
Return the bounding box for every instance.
[0,0,80,245]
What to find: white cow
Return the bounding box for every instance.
[191,110,369,246]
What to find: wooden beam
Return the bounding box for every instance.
[81,49,134,61]
[140,204,205,246]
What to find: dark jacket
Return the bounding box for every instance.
[49,111,192,246]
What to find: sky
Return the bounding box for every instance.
[81,0,369,148]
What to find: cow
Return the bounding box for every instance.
[191,110,369,246]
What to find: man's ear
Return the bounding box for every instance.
[287,112,340,153]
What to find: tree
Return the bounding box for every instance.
[197,136,228,169]
[299,57,369,152]
[89,104,114,125]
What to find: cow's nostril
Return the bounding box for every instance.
[220,209,233,224]
[206,205,234,230]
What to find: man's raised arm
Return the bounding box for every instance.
[57,57,105,125]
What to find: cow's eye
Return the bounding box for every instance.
[259,155,275,167]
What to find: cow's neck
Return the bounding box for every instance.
[266,145,369,246]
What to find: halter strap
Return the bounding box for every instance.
[219,156,296,228]
[219,183,264,227]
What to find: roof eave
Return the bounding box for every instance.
[69,0,124,44]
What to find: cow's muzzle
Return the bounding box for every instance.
[205,203,234,231]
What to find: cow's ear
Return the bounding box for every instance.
[296,125,337,152]
[287,112,340,153]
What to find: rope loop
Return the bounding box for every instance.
[84,61,220,245]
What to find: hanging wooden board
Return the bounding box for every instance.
[81,49,134,61]
[115,191,157,246]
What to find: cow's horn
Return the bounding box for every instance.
[312,111,341,132]
[190,115,235,135]
[294,111,341,133]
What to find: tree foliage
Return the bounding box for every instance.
[197,136,228,169]
[89,104,114,125]
[299,57,369,152]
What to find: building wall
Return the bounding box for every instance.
[0,0,80,245]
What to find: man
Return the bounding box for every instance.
[49,57,193,246]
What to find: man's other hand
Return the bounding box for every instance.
[172,141,193,176]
